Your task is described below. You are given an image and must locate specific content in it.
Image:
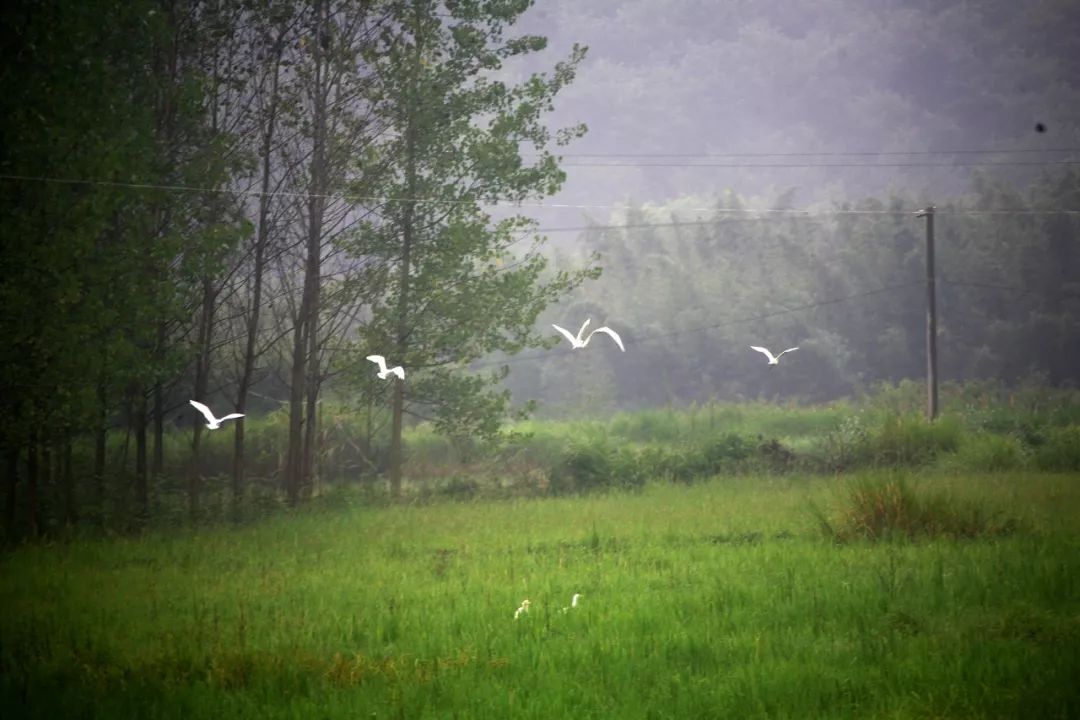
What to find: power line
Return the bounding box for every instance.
[532,217,836,233]
[555,160,1080,169]
[525,147,1080,159]
[941,277,1080,301]
[468,281,920,370]
[3,173,1080,217]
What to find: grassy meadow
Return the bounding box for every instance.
[3,467,1080,718]
[44,379,1079,532]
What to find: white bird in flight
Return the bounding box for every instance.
[366,355,405,380]
[552,319,625,352]
[188,400,245,430]
[750,345,799,365]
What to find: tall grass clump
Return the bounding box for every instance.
[1033,425,1080,471]
[939,432,1028,472]
[868,414,961,466]
[813,473,1019,542]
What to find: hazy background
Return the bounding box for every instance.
[477,0,1080,414]
[500,0,1080,219]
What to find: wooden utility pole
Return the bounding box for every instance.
[916,205,938,420]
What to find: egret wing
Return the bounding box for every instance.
[750,346,777,363]
[551,324,579,346]
[589,327,625,352]
[218,413,245,422]
[575,318,592,341]
[188,400,217,424]
[775,347,800,359]
[389,366,405,380]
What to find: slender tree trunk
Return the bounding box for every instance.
[302,324,321,499]
[134,389,149,530]
[364,385,373,482]
[189,421,204,521]
[152,320,166,478]
[94,380,108,527]
[189,276,215,522]
[233,34,283,521]
[389,31,422,500]
[41,441,52,517]
[388,378,405,499]
[4,447,17,541]
[26,426,39,539]
[285,323,307,505]
[62,438,75,527]
[286,0,328,506]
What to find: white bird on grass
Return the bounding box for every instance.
[750,345,799,366]
[514,599,531,620]
[366,355,405,380]
[188,400,245,430]
[552,319,625,352]
[561,593,582,613]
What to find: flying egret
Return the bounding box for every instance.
[366,355,405,380]
[188,400,245,430]
[750,345,799,366]
[552,319,625,352]
[514,599,531,620]
[561,593,582,613]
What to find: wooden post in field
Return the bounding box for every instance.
[916,205,938,420]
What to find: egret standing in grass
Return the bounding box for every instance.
[514,599,531,620]
[561,593,582,613]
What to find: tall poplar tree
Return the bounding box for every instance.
[344,0,598,497]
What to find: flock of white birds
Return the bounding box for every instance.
[188,317,797,431]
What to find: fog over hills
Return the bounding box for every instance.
[493,0,1080,225]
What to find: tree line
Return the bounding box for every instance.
[505,170,1080,414]
[0,0,594,539]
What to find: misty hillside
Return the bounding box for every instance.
[499,0,1080,218]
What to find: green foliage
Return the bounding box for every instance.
[867,414,962,467]
[941,433,1028,472]
[9,385,1080,538]
[1034,425,1080,471]
[818,473,1021,543]
[340,3,597,453]
[549,442,616,495]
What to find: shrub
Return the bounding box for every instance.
[1034,425,1080,471]
[701,432,753,472]
[608,446,649,491]
[806,411,873,472]
[635,444,697,483]
[869,414,961,467]
[813,473,1019,543]
[756,437,797,472]
[549,443,615,495]
[942,433,1027,472]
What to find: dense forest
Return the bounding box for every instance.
[0,0,1077,537]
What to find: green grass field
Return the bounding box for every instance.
[3,470,1079,718]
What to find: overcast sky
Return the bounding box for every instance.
[487,0,1080,228]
